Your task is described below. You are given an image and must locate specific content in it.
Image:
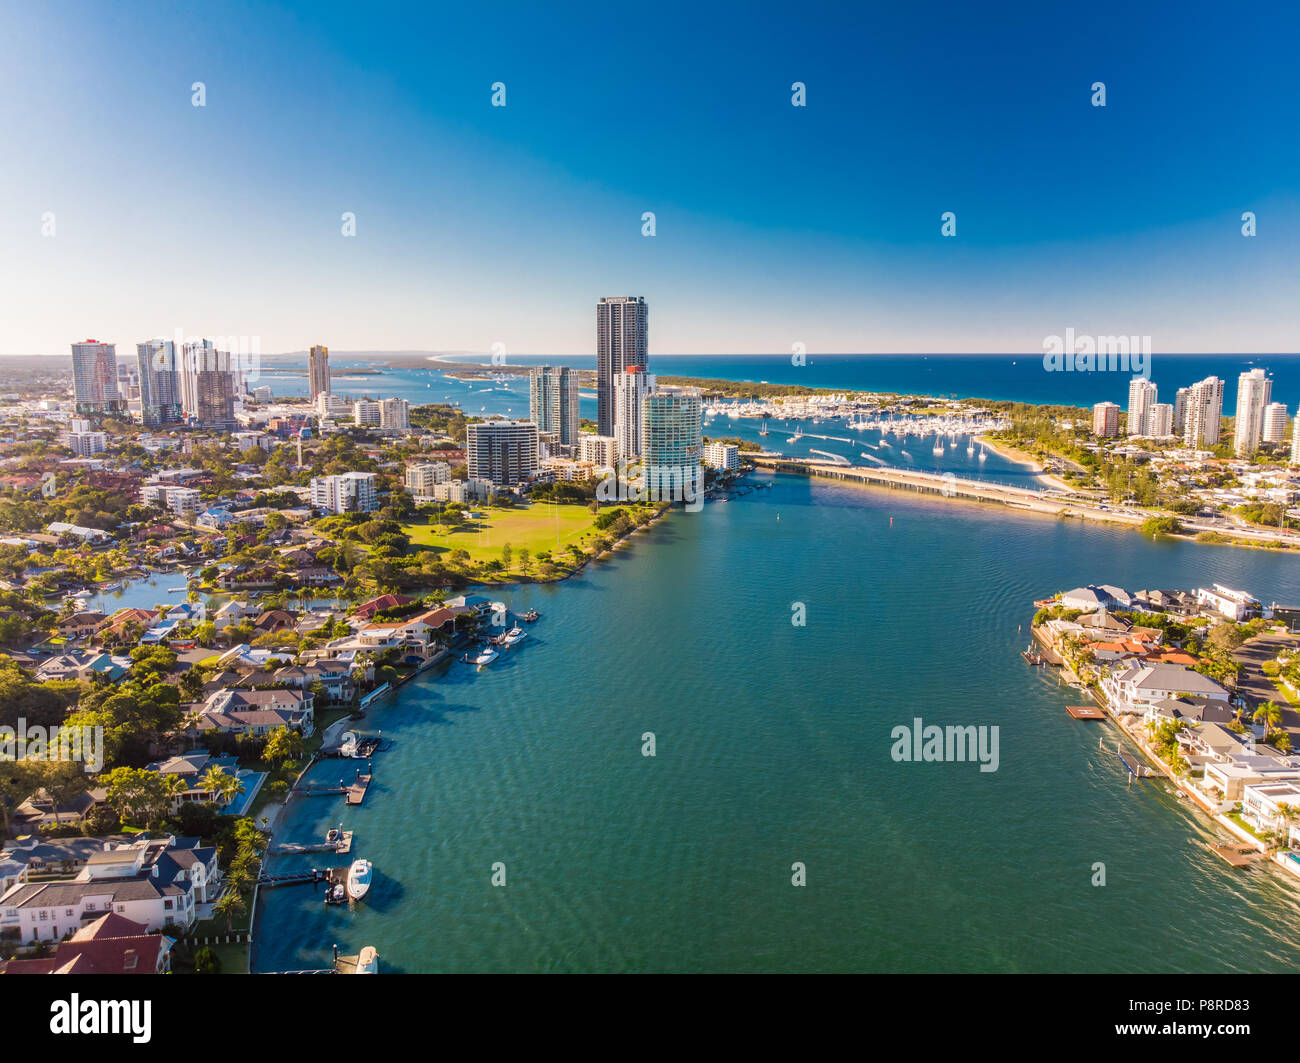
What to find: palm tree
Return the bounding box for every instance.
[213,889,246,933]
[1254,700,1283,742]
[198,767,245,808]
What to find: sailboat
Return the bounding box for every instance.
[932,441,945,456]
[966,440,975,456]
[759,420,769,436]
[978,446,987,462]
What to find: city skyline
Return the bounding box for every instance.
[3,2,1300,357]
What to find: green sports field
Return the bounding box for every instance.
[403,502,601,563]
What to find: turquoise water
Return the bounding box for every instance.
[252,474,1300,973]
[255,352,1300,416]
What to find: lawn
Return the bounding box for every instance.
[403,503,601,563]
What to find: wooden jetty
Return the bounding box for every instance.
[271,830,353,856]
[1117,748,1160,778]
[1065,704,1106,720]
[346,773,372,806]
[290,766,373,806]
[1207,842,1264,868]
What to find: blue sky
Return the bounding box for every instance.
[2,0,1298,355]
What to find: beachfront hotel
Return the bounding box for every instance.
[1127,378,1157,437]
[1183,376,1225,448]
[596,296,648,437]
[1235,368,1274,456]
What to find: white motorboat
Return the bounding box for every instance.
[355,946,379,974]
[346,859,372,901]
[470,647,499,666]
[501,626,526,646]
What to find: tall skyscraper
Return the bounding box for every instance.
[1292,407,1300,465]
[136,339,181,426]
[614,367,656,459]
[71,340,122,415]
[1183,376,1224,449]
[466,420,540,485]
[309,345,330,400]
[529,366,580,447]
[641,387,703,499]
[1263,402,1289,444]
[596,297,648,436]
[1172,387,1191,436]
[179,340,235,426]
[1091,401,1120,438]
[1127,378,1157,437]
[1233,368,1273,456]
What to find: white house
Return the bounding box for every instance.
[1102,662,1229,716]
[1059,584,1132,612]
[0,836,218,943]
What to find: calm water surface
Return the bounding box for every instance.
[252,474,1300,973]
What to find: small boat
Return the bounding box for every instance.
[346,859,373,901]
[355,946,379,973]
[978,447,987,462]
[759,421,768,436]
[470,647,499,666]
[501,626,526,646]
[932,443,945,456]
[325,882,347,905]
[521,610,540,622]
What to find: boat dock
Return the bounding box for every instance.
[346,773,372,805]
[1065,704,1106,720]
[257,864,353,890]
[1117,748,1160,778]
[271,830,353,856]
[1207,842,1264,868]
[290,766,373,806]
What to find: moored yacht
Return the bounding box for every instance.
[346,858,373,901]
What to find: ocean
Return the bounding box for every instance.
[254,352,1300,418]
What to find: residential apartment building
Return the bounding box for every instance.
[596,296,648,436]
[310,471,378,514]
[529,366,580,447]
[1183,376,1224,448]
[465,420,540,486]
[1091,401,1120,438]
[1234,368,1273,456]
[71,341,123,415]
